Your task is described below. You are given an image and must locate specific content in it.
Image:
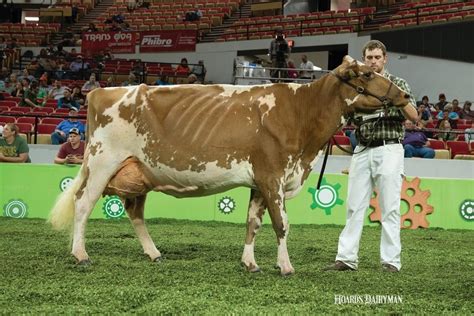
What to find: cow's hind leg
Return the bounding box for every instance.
[256,178,294,276]
[241,189,265,273]
[125,195,162,261]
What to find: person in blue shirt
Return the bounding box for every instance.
[51,107,86,144]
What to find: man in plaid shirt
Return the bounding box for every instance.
[326,40,417,273]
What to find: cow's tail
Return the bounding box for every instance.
[49,163,87,231]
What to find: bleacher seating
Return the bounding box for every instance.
[0,23,60,47]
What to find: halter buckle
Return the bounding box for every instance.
[356,86,365,94]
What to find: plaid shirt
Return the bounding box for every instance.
[357,70,417,141]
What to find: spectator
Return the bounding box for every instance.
[58,88,80,110]
[26,58,40,76]
[435,93,448,111]
[71,86,86,106]
[121,73,138,86]
[464,122,474,144]
[109,20,122,32]
[54,127,85,165]
[418,95,436,112]
[55,57,68,80]
[176,58,191,75]
[69,55,89,79]
[7,38,18,49]
[10,82,24,98]
[4,73,18,95]
[51,107,85,145]
[436,104,459,128]
[299,54,314,80]
[0,36,7,50]
[81,73,100,95]
[132,61,144,81]
[451,99,462,114]
[45,80,66,103]
[19,79,40,108]
[184,6,202,21]
[191,60,206,82]
[187,73,199,84]
[268,30,290,79]
[437,119,457,141]
[0,123,31,163]
[18,69,35,83]
[155,75,171,86]
[86,23,98,32]
[417,103,432,124]
[286,60,298,80]
[402,120,435,159]
[459,101,474,120]
[37,77,51,100]
[105,76,116,87]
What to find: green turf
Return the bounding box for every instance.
[0,217,472,314]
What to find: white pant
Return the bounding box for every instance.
[336,143,404,270]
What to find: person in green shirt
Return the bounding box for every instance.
[0,123,31,163]
[18,79,40,108]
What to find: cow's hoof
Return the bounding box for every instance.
[77,259,92,266]
[152,256,162,263]
[241,262,261,273]
[249,266,261,273]
[281,269,295,277]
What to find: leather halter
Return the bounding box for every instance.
[331,71,395,109]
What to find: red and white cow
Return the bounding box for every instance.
[49,56,410,275]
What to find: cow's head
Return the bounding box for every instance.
[333,55,411,113]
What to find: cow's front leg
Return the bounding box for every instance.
[125,195,162,262]
[256,178,294,276]
[241,189,266,272]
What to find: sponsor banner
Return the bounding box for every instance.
[81,32,137,56]
[140,30,196,52]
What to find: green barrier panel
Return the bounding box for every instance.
[0,164,473,229]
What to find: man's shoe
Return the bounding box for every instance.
[382,263,399,273]
[324,260,356,271]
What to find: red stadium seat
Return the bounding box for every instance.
[0,100,17,107]
[41,117,63,125]
[37,123,57,134]
[446,141,472,159]
[0,115,16,124]
[428,139,446,149]
[16,117,37,125]
[0,105,10,113]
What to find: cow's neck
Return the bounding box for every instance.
[294,74,347,171]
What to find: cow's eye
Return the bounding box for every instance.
[363,72,372,79]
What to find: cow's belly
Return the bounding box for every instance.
[147,159,256,198]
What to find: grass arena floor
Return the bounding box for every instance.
[0,217,472,314]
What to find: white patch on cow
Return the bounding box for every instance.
[287,83,301,94]
[345,94,360,107]
[258,93,276,123]
[218,85,254,98]
[241,244,256,268]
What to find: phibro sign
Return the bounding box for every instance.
[139,30,196,52]
[82,31,137,55]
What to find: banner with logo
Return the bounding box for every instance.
[139,30,196,53]
[81,32,137,56]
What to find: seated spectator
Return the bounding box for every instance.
[19,80,40,108]
[187,73,198,84]
[155,75,171,86]
[286,60,298,81]
[435,93,448,111]
[451,99,462,114]
[37,77,51,100]
[86,23,98,32]
[55,57,69,80]
[69,55,89,79]
[4,73,18,95]
[109,20,122,32]
[26,58,40,77]
[71,86,85,106]
[191,60,207,82]
[51,107,85,145]
[0,123,31,163]
[417,103,432,124]
[10,82,24,98]
[44,80,66,104]
[58,88,80,110]
[184,7,202,21]
[403,120,435,159]
[105,76,116,87]
[0,36,7,50]
[81,73,101,95]
[464,122,474,144]
[121,73,138,86]
[175,58,190,75]
[54,127,85,165]
[436,104,459,128]
[18,69,35,83]
[437,119,457,141]
[459,101,474,120]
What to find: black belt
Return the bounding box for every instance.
[359,139,401,148]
